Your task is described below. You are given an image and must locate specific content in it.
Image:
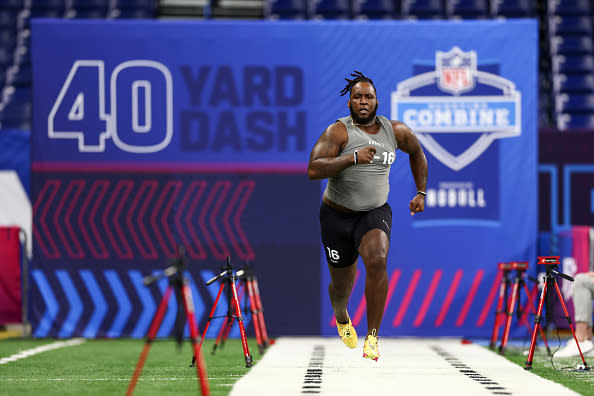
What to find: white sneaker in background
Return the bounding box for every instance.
[554,339,594,358]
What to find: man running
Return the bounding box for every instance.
[308,71,428,361]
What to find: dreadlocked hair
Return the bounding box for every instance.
[339,70,375,96]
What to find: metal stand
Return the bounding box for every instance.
[19,228,30,337]
[126,248,210,396]
[494,261,550,355]
[191,256,252,368]
[525,256,590,370]
[489,262,513,350]
[211,264,270,355]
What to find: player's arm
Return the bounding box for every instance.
[307,122,352,180]
[393,121,428,214]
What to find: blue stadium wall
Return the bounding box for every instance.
[27,19,539,338]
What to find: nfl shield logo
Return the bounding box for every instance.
[436,46,476,95]
[391,46,521,171]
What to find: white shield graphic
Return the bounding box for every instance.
[391,47,521,171]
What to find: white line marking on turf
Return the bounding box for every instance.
[0,377,241,381]
[230,337,583,396]
[0,339,85,365]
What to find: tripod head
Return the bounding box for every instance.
[498,261,528,271]
[510,261,528,271]
[235,261,255,281]
[206,256,235,286]
[537,256,574,282]
[143,245,188,286]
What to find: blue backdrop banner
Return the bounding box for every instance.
[31,19,537,338]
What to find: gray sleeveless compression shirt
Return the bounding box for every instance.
[323,115,398,211]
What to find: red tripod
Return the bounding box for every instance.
[525,256,590,370]
[126,251,210,396]
[211,265,270,355]
[192,257,252,368]
[489,262,513,350]
[492,261,550,355]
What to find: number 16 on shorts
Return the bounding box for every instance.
[326,247,340,264]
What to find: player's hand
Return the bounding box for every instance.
[358,146,376,164]
[409,194,425,216]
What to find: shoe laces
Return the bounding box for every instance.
[339,325,352,338]
[366,329,378,349]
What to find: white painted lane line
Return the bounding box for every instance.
[301,345,325,394]
[0,377,241,381]
[231,337,582,396]
[0,339,85,365]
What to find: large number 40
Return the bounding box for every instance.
[48,60,173,153]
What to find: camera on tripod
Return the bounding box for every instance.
[497,261,528,271]
[525,256,589,371]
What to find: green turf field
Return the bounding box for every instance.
[494,344,594,396]
[2,337,593,395]
[0,338,264,396]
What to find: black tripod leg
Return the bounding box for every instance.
[174,283,185,347]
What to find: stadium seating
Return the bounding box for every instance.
[0,0,25,9]
[110,0,155,8]
[553,74,594,95]
[0,45,12,67]
[109,0,155,18]
[5,63,30,87]
[556,113,594,130]
[30,0,65,10]
[0,0,157,131]
[401,0,444,19]
[548,15,593,37]
[212,0,264,19]
[547,0,592,16]
[0,86,31,129]
[267,0,309,19]
[0,9,18,30]
[546,0,594,130]
[550,36,594,57]
[490,0,536,18]
[353,0,398,20]
[0,0,592,131]
[65,0,108,18]
[0,29,16,52]
[446,0,489,20]
[310,0,352,20]
[555,93,594,115]
[552,54,594,75]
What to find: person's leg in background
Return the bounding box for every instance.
[572,273,594,342]
[555,273,594,358]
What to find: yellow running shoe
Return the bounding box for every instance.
[363,329,379,361]
[336,315,357,349]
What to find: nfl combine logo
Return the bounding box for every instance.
[391,47,523,223]
[391,46,521,172]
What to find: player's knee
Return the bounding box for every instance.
[363,253,387,275]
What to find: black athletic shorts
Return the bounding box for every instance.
[319,202,392,268]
